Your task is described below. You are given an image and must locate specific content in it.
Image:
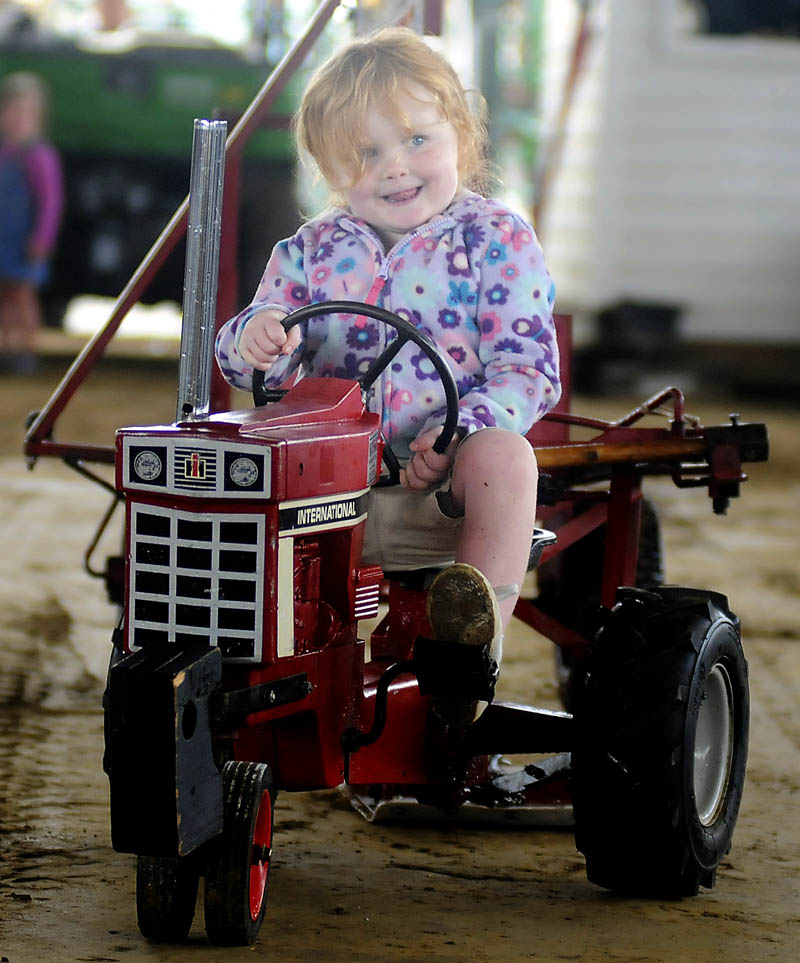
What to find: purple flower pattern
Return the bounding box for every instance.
[445,245,471,277]
[410,351,439,382]
[438,308,460,329]
[496,337,524,354]
[463,222,486,252]
[346,322,379,350]
[216,194,560,456]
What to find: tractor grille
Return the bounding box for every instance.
[128,504,265,662]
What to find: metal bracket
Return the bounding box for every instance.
[342,660,414,752]
[213,672,312,729]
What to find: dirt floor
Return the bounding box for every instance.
[1,358,798,962]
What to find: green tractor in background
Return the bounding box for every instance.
[1,14,301,324]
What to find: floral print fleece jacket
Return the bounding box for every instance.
[215,192,560,460]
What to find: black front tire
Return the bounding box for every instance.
[571,586,749,898]
[204,761,274,946]
[136,855,199,942]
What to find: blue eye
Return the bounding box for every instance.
[410,135,425,147]
[362,146,378,161]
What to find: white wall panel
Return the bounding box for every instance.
[539,0,800,343]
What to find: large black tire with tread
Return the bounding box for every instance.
[136,855,199,942]
[204,761,274,946]
[571,586,749,898]
[539,497,665,710]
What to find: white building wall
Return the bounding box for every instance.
[538,0,610,310]
[539,0,800,344]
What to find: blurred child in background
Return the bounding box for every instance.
[0,72,63,374]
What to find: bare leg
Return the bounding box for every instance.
[0,280,11,351]
[450,428,538,627]
[1,280,43,353]
[425,428,538,724]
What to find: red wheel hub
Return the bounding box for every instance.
[248,790,272,920]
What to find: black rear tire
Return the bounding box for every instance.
[571,586,749,897]
[539,498,664,710]
[204,761,274,946]
[136,855,199,942]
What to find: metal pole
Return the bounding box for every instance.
[176,119,227,422]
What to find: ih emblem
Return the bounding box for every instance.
[188,451,205,479]
[174,446,216,489]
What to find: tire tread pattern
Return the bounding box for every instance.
[571,586,749,898]
[136,854,199,942]
[204,760,273,946]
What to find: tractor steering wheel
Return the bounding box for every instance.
[252,300,460,485]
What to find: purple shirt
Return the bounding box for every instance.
[0,140,63,253]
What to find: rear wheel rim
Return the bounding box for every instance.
[249,788,272,921]
[693,663,734,826]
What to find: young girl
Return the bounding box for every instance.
[215,27,560,725]
[0,72,63,374]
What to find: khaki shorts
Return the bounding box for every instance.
[360,481,464,572]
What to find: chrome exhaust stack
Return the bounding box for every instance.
[176,118,227,423]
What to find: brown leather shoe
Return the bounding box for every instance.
[426,563,502,726]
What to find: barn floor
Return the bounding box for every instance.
[1,359,798,962]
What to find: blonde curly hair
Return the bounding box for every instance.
[295,27,491,204]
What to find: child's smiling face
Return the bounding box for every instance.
[340,83,461,249]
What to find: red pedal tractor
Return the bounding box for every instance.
[103,298,767,945]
